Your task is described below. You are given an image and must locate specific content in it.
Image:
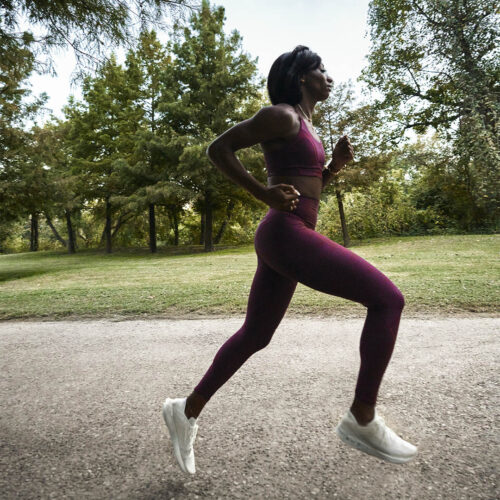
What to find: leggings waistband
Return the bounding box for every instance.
[270,195,319,229]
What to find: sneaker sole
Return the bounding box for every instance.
[335,425,416,464]
[162,399,187,473]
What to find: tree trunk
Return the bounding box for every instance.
[30,213,39,251]
[149,203,157,253]
[105,197,112,254]
[328,129,351,247]
[172,210,179,246]
[45,212,67,248]
[65,210,76,254]
[111,213,133,239]
[199,211,205,245]
[214,199,235,244]
[335,187,351,247]
[204,189,214,252]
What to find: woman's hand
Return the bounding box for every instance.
[264,184,301,211]
[330,135,354,173]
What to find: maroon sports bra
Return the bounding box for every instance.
[263,115,326,178]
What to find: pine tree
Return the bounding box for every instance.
[113,30,191,252]
[1,1,196,73]
[31,120,84,253]
[65,55,142,253]
[162,0,263,251]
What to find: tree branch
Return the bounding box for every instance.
[409,0,444,29]
[399,113,461,131]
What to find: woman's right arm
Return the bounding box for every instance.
[206,106,301,210]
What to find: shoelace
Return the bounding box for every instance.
[376,416,402,448]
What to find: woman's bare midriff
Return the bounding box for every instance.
[268,175,323,200]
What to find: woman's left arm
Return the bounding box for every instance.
[322,135,354,190]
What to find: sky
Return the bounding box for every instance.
[29,0,373,121]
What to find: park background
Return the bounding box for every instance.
[1,4,499,499]
[0,0,498,320]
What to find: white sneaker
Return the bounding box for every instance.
[335,409,417,464]
[162,397,199,474]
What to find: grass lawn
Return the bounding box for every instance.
[0,234,498,320]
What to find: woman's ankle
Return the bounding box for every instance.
[350,397,375,425]
[185,391,207,419]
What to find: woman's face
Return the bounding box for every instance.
[302,63,333,101]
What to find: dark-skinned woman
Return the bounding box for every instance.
[162,46,417,474]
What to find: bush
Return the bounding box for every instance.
[317,185,458,242]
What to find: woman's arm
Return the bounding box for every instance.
[321,166,339,190]
[207,106,301,210]
[321,135,354,190]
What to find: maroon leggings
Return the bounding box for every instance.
[194,196,405,405]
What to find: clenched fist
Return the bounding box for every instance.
[330,135,354,173]
[263,183,301,211]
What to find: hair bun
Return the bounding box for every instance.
[292,45,309,55]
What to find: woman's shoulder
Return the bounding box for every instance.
[256,103,297,120]
[252,104,299,136]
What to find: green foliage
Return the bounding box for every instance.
[3,0,497,253]
[363,0,499,225]
[406,137,498,231]
[165,1,262,183]
[317,179,450,242]
[158,0,264,249]
[64,54,143,220]
[316,82,395,194]
[316,136,492,241]
[0,0,196,249]
[0,0,196,73]
[110,30,191,246]
[364,0,498,131]
[0,11,47,245]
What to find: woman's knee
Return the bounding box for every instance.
[239,322,276,353]
[385,287,405,310]
[370,286,405,311]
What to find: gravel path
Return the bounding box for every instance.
[1,315,499,499]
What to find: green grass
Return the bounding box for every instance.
[0,235,498,320]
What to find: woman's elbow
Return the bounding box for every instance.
[206,138,224,162]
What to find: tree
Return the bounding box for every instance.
[0,0,197,252]
[162,0,263,252]
[31,120,85,253]
[362,0,499,228]
[316,82,355,246]
[113,30,191,252]
[0,14,47,251]
[65,55,142,253]
[316,82,395,246]
[1,0,197,74]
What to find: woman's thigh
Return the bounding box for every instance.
[255,215,403,308]
[243,255,298,336]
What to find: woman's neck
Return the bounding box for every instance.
[297,96,316,121]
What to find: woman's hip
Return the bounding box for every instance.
[258,195,319,231]
[254,209,404,306]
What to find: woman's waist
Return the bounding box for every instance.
[263,194,319,230]
[267,175,322,201]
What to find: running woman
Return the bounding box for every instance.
[162,46,417,474]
